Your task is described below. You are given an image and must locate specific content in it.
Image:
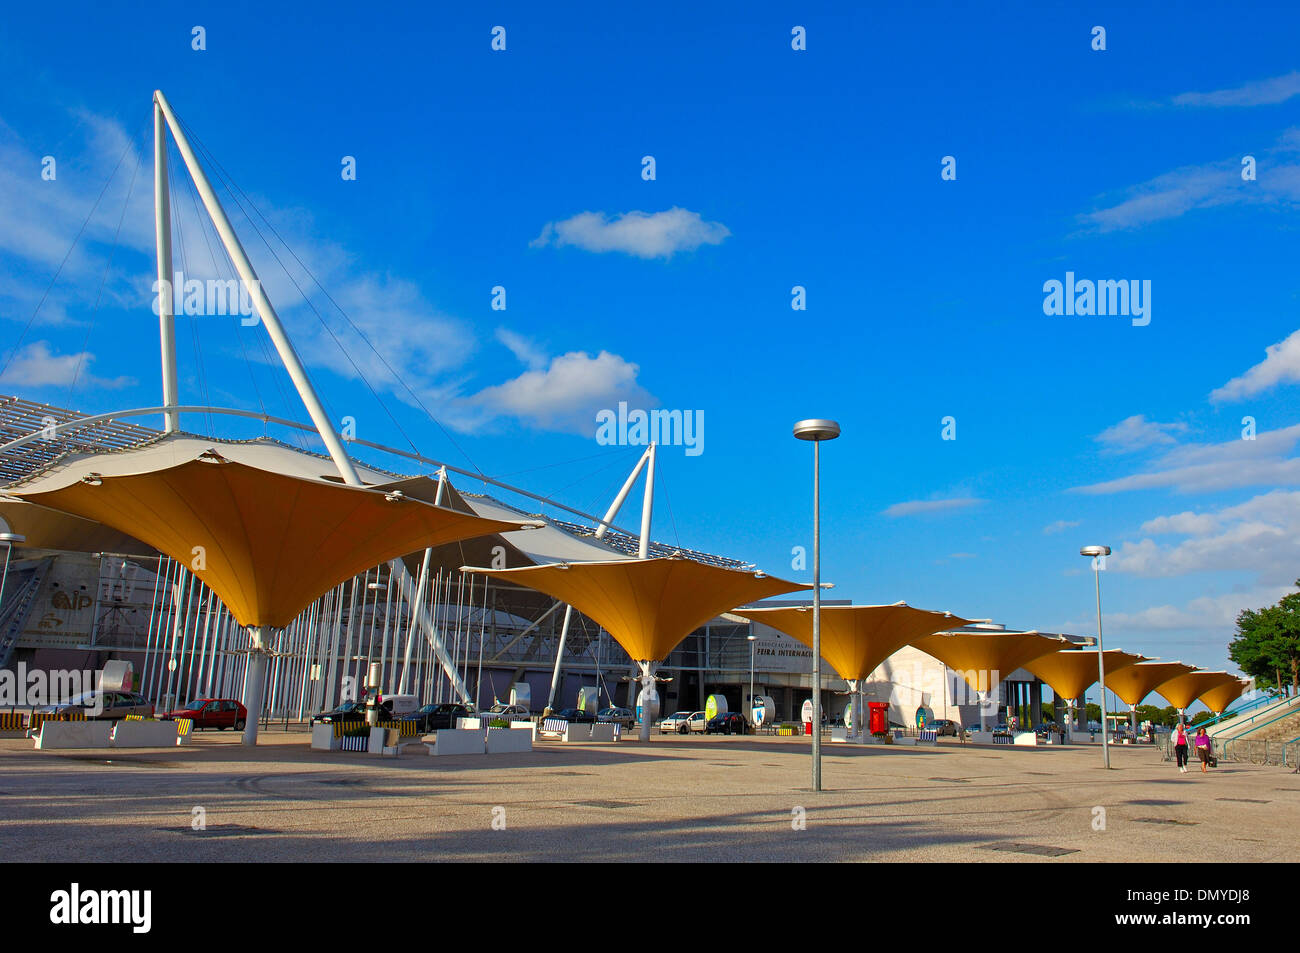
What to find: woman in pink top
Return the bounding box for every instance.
[1195,727,1213,773]
[1174,723,1189,773]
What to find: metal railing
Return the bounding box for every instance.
[1222,703,1300,760]
[1207,692,1295,737]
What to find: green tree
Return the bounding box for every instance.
[1229,582,1300,697]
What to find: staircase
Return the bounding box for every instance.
[0,557,51,669]
[1208,693,1299,740]
[1219,695,1300,764]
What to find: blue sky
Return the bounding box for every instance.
[3,1,1300,690]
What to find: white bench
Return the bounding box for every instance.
[430,728,485,756]
[111,720,179,747]
[34,720,112,749]
[486,727,533,753]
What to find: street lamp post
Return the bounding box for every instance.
[794,418,840,793]
[747,634,757,725]
[1081,545,1112,769]
[0,533,27,615]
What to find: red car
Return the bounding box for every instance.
[163,698,247,731]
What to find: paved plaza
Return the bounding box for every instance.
[2,733,1294,862]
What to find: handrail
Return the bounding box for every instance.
[1222,703,1300,759]
[0,404,648,540]
[1206,691,1293,734]
[1283,735,1300,768]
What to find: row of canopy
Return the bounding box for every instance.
[2,435,1247,717]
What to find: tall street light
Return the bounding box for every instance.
[1081,544,1112,769]
[747,634,757,725]
[0,532,27,614]
[794,418,840,792]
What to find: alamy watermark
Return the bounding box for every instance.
[1043,272,1150,327]
[0,664,104,713]
[152,271,260,324]
[595,401,704,456]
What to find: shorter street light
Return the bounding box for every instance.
[1080,544,1112,769]
[747,634,757,724]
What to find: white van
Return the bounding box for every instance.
[375,693,417,716]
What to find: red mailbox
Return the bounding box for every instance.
[868,702,889,735]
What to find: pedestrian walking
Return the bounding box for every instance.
[1195,727,1212,773]
[1174,722,1189,773]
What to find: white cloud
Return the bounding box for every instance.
[1139,511,1220,536]
[530,207,730,259]
[1173,71,1300,108]
[495,329,547,370]
[472,349,654,434]
[1074,424,1300,494]
[1210,326,1300,402]
[1110,489,1300,586]
[0,340,134,390]
[881,497,984,518]
[1043,519,1081,535]
[1104,587,1296,634]
[1095,415,1188,453]
[1079,128,1300,232]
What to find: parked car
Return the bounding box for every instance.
[402,703,470,732]
[659,711,707,734]
[484,703,530,720]
[705,712,749,735]
[309,700,393,725]
[673,711,707,734]
[162,698,246,731]
[34,690,153,721]
[931,719,959,736]
[553,707,597,724]
[597,707,635,729]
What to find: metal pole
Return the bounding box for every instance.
[638,444,656,559]
[812,438,822,791]
[153,99,179,433]
[398,549,433,694]
[153,90,359,486]
[546,606,574,713]
[1094,566,1111,768]
[749,638,755,725]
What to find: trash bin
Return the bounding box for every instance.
[868,702,889,735]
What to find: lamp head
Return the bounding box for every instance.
[793,419,841,442]
[1080,545,1111,558]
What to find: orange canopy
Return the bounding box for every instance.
[1025,649,1146,702]
[733,603,974,682]
[1155,670,1237,711]
[460,557,810,662]
[911,630,1069,694]
[1103,662,1197,707]
[1197,676,1250,715]
[14,455,527,628]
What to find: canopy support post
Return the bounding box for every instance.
[849,679,864,742]
[637,660,658,742]
[241,626,270,746]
